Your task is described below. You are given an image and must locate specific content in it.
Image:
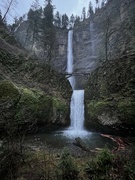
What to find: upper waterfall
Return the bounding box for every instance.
[66,30,75,89]
[67,30,73,73]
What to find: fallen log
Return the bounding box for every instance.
[101,134,132,152]
[73,137,90,151]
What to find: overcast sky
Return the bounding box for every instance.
[1,0,97,22]
[17,0,96,17]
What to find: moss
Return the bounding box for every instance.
[0,78,69,128]
[117,99,135,123]
[85,53,135,129]
[86,98,135,126]
[87,101,111,118]
[19,88,38,104]
[15,88,50,123]
[14,87,68,126]
[0,28,17,45]
[53,97,67,110]
[52,97,68,124]
[0,80,20,102]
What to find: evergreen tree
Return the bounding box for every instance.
[43,0,53,28]
[10,16,19,33]
[88,1,94,18]
[54,11,61,27]
[82,7,86,21]
[74,16,80,25]
[0,10,2,23]
[42,0,55,63]
[61,14,69,29]
[1,0,18,22]
[27,0,42,49]
[69,14,75,28]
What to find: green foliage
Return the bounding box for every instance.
[123,162,135,180]
[0,50,23,71]
[1,146,134,180]
[56,148,78,180]
[0,80,20,100]
[84,148,135,180]
[27,1,42,50]
[42,0,55,62]
[43,0,53,28]
[96,148,114,169]
[87,100,111,118]
[0,27,17,45]
[85,148,114,179]
[117,100,135,123]
[15,87,68,125]
[0,146,22,180]
[0,78,69,132]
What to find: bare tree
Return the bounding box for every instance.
[0,0,18,22]
[104,15,117,61]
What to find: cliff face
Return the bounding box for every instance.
[84,0,135,134]
[0,25,72,132]
[85,54,135,134]
[14,0,135,75]
[73,19,99,89]
[52,29,68,72]
[92,0,135,61]
[73,0,135,69]
[73,19,98,73]
[15,25,68,73]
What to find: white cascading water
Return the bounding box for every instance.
[64,30,89,138]
[66,30,75,89]
[70,90,84,131]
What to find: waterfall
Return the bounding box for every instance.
[67,30,73,74]
[66,30,75,89]
[70,90,84,131]
[64,30,89,138]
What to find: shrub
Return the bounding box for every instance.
[56,148,78,180]
[85,148,114,179]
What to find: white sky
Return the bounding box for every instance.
[1,0,97,23]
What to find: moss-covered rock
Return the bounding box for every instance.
[85,55,135,134]
[85,98,135,134]
[0,80,20,110]
[0,79,69,132]
[0,80,20,103]
[15,87,69,126]
[117,99,135,123]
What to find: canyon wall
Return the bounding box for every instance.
[14,0,135,75]
[14,0,135,133]
[84,0,135,134]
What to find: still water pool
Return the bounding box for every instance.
[24,129,116,150]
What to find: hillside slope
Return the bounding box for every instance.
[0,24,72,132]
